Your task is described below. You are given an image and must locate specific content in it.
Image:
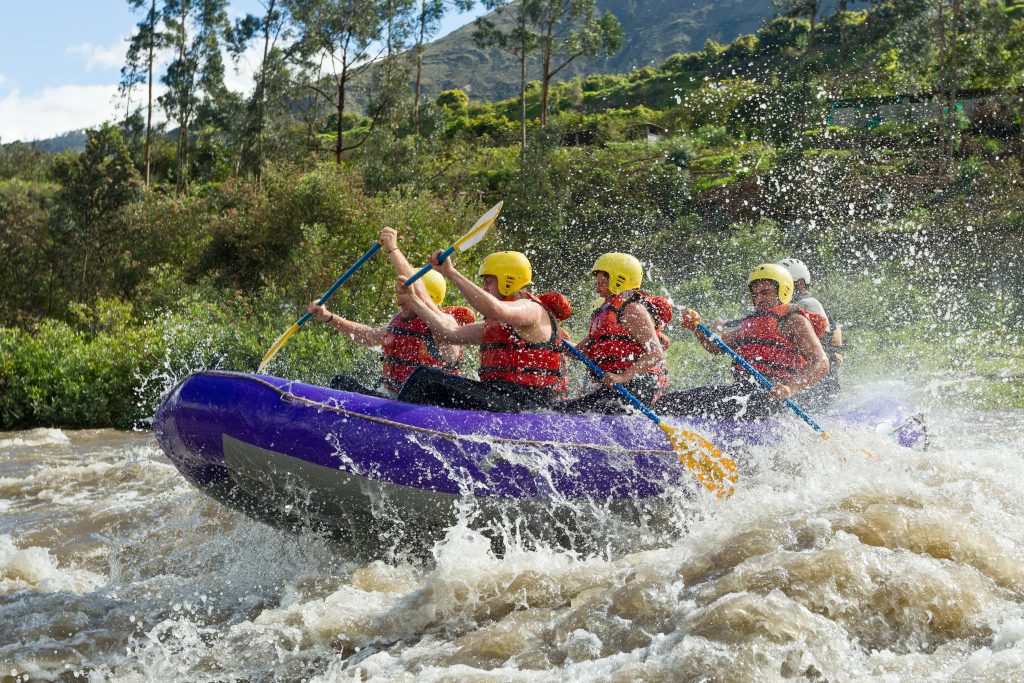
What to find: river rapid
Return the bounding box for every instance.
[3,383,1024,681]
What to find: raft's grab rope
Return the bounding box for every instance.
[227,372,678,456]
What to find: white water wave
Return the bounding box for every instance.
[0,534,104,594]
[0,428,70,451]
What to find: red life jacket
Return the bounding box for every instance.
[479,291,567,391]
[733,303,825,382]
[587,290,672,390]
[380,306,475,393]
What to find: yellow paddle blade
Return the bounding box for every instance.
[659,422,738,499]
[453,201,503,252]
[257,322,299,374]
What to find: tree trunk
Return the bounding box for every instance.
[837,0,848,65]
[387,0,394,61]
[936,0,948,152]
[254,0,275,185]
[540,19,554,127]
[413,2,427,137]
[386,0,396,129]
[175,0,190,195]
[336,71,346,164]
[1019,85,1024,143]
[806,0,819,54]
[519,51,527,165]
[795,0,820,146]
[948,0,960,150]
[145,0,155,187]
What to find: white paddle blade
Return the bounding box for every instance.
[455,201,503,252]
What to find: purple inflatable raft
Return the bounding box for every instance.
[154,371,927,549]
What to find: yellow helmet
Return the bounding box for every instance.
[420,269,447,306]
[747,263,794,305]
[478,251,532,296]
[592,252,643,295]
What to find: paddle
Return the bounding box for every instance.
[259,202,502,374]
[257,243,381,373]
[561,339,738,499]
[402,201,503,288]
[693,322,830,438]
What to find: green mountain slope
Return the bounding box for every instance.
[417,0,777,102]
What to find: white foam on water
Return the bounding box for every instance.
[0,428,70,451]
[0,534,105,594]
[3,400,1024,681]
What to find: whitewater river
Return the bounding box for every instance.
[3,383,1024,681]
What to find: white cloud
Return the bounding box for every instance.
[0,42,262,143]
[0,85,122,142]
[0,74,8,87]
[68,40,127,72]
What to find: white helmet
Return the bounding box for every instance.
[777,258,811,287]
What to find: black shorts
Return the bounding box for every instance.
[397,366,556,413]
[552,375,661,415]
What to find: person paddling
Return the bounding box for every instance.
[307,227,475,397]
[659,263,830,419]
[556,253,673,414]
[778,257,843,406]
[396,251,572,412]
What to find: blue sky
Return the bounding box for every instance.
[0,1,483,143]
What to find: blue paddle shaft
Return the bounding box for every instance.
[298,243,381,326]
[405,246,456,288]
[561,340,662,426]
[694,322,825,433]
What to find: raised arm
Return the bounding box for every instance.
[426,250,547,334]
[307,300,386,346]
[380,227,415,279]
[397,277,486,345]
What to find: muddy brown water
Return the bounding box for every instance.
[2,383,1024,681]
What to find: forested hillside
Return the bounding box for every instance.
[412,0,777,101]
[2,0,1023,428]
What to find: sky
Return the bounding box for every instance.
[0,1,484,143]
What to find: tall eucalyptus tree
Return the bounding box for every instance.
[231,0,294,183]
[286,0,387,163]
[473,0,540,158]
[160,0,231,194]
[121,0,167,187]
[410,0,472,133]
[531,0,623,127]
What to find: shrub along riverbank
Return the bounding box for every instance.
[2,193,1021,430]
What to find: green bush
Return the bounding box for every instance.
[721,34,759,65]
[696,124,730,146]
[436,89,469,116]
[0,296,366,429]
[1,300,159,428]
[678,79,761,130]
[953,156,986,194]
[757,16,809,53]
[660,52,707,74]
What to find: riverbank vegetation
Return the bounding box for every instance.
[2,0,1023,428]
